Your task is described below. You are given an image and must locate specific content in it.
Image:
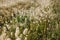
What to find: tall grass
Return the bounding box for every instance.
[0,0,60,40]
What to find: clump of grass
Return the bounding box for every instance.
[0,0,60,40]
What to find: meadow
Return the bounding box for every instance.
[0,0,60,40]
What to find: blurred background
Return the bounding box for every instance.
[0,0,60,40]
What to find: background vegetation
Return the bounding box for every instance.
[0,0,60,40]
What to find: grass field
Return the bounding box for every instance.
[0,0,60,40]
